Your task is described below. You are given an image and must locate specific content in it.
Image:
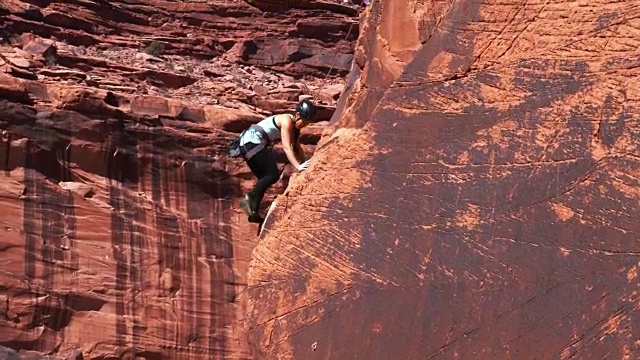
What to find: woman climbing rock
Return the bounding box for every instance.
[230,99,318,223]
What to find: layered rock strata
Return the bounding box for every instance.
[0,0,361,358]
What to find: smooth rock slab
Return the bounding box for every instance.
[3,56,31,69]
[244,0,640,359]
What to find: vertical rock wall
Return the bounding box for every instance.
[0,80,264,359]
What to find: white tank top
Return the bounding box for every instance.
[255,115,283,142]
[240,114,293,146]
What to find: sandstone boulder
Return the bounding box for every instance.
[316,82,344,103]
[23,40,57,61]
[252,84,269,96]
[3,55,31,69]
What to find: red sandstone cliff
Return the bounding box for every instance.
[5,0,640,359]
[245,0,640,359]
[0,1,360,359]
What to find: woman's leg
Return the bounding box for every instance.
[244,148,280,218]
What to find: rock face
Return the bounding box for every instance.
[0,1,361,359]
[245,1,640,359]
[0,73,266,360]
[0,0,357,116]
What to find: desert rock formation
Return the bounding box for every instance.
[0,0,360,359]
[245,0,640,359]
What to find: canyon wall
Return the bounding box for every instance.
[245,0,640,359]
[0,1,359,359]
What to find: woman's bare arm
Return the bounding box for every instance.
[279,115,303,170]
[294,138,305,162]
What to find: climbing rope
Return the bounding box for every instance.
[312,2,365,99]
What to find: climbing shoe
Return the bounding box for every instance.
[248,213,264,223]
[239,194,255,217]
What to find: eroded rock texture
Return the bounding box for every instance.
[0,0,357,116]
[0,1,361,359]
[246,1,640,359]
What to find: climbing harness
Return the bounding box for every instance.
[228,113,303,159]
[228,123,273,159]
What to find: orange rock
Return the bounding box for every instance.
[12,47,32,59]
[212,82,236,92]
[3,55,30,69]
[38,69,87,80]
[267,87,302,101]
[245,0,640,359]
[0,73,31,103]
[252,84,269,96]
[23,39,57,60]
[203,69,224,78]
[252,98,294,114]
[316,82,344,103]
[203,103,263,127]
[130,95,171,116]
